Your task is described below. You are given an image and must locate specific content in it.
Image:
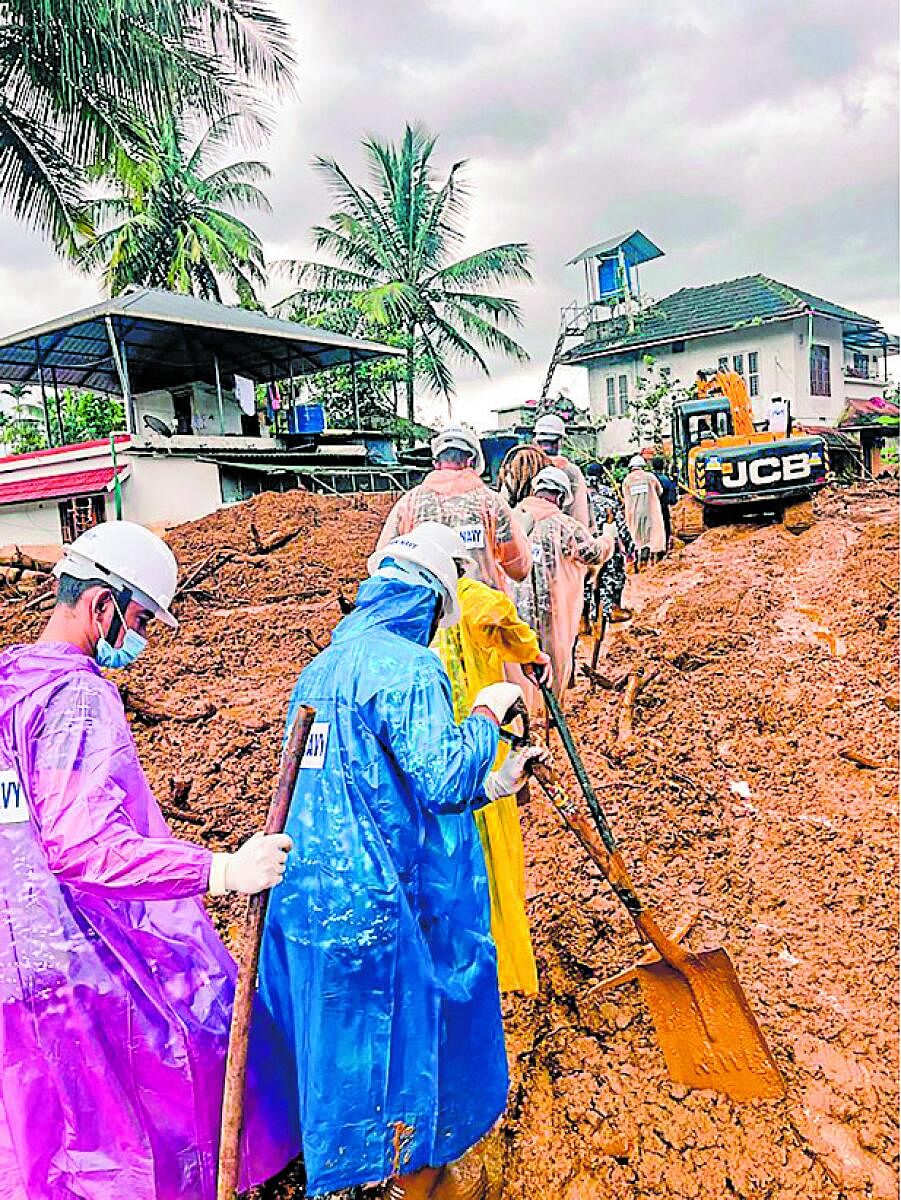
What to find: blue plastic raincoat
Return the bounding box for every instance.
[0,642,299,1200]
[257,574,508,1195]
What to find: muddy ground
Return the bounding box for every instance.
[2,484,897,1199]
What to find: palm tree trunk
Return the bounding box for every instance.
[405,325,415,426]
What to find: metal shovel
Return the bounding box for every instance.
[533,680,785,1103]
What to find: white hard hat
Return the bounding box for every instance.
[53,520,179,628]
[628,454,647,470]
[418,521,477,577]
[532,465,574,504]
[534,414,566,440]
[367,521,467,627]
[430,426,485,475]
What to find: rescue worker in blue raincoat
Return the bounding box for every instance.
[257,523,541,1199]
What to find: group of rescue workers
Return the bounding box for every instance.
[0,414,675,1200]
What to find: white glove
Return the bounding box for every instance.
[472,681,524,725]
[484,746,549,800]
[208,831,293,896]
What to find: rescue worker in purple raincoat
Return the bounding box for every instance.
[0,520,300,1200]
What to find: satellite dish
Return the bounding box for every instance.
[144,414,173,438]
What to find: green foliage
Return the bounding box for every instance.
[0,0,293,247]
[276,123,532,424]
[60,389,124,443]
[0,414,46,454]
[74,115,270,302]
[0,383,46,453]
[285,299,410,429]
[630,359,690,450]
[537,390,589,426]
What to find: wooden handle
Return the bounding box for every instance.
[216,703,317,1200]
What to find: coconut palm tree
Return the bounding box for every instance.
[276,124,532,423]
[75,114,270,303]
[0,0,293,247]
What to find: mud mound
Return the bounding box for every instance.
[0,484,896,1200]
[499,487,898,1199]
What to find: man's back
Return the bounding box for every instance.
[377,467,531,591]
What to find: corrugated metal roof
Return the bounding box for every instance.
[568,230,665,266]
[561,274,896,364]
[0,288,397,393]
[0,465,128,507]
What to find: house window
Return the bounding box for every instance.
[851,351,870,378]
[810,344,831,396]
[672,340,685,353]
[732,354,744,376]
[59,494,105,544]
[606,376,616,417]
[748,351,760,397]
[618,375,629,415]
[717,356,729,372]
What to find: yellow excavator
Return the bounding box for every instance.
[671,370,828,538]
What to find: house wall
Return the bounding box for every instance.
[0,500,64,547]
[119,454,223,527]
[792,315,845,425]
[585,314,883,452]
[0,438,225,548]
[588,321,799,455]
[134,383,244,437]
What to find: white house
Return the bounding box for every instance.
[555,235,898,457]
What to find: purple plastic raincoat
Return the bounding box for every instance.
[0,642,299,1200]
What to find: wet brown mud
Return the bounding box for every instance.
[1,484,896,1199]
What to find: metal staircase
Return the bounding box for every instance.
[540,302,591,401]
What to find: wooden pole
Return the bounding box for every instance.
[216,704,317,1200]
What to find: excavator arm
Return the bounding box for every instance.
[697,370,756,437]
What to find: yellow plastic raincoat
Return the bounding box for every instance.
[434,577,540,995]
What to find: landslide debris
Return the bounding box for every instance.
[0,484,896,1200]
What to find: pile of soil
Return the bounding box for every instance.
[500,485,898,1199]
[0,484,896,1199]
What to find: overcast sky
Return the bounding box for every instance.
[0,0,897,428]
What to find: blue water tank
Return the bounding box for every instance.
[287,404,326,435]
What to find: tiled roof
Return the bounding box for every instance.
[561,274,884,363]
[0,465,128,507]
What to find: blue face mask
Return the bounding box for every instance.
[95,599,147,669]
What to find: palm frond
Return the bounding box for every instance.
[440,300,530,363]
[429,288,523,325]
[427,243,533,288]
[0,103,83,249]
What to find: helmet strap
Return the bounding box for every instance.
[103,586,133,646]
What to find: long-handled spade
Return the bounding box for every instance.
[217,704,317,1200]
[531,680,785,1102]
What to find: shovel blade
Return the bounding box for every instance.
[636,948,785,1102]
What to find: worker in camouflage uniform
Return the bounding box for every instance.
[584,466,635,625]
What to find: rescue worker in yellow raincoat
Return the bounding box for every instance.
[432,532,551,997]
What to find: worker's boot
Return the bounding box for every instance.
[386,1166,443,1199]
[387,1163,487,1200]
[608,604,633,623]
[430,1162,489,1200]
